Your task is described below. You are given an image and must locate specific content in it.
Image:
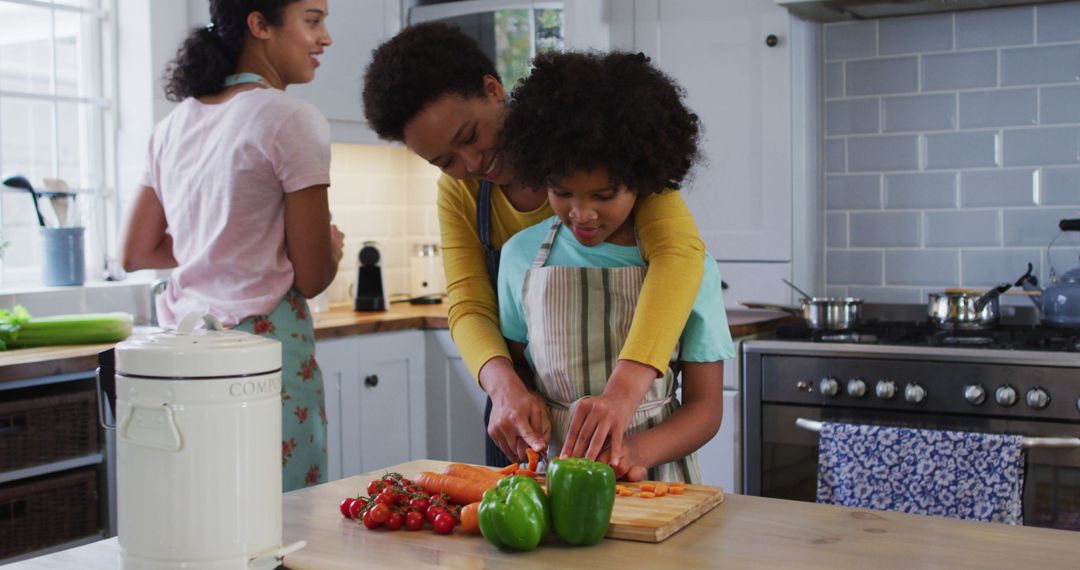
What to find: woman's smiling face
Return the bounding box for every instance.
[401,75,516,186]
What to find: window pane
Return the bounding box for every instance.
[535,9,564,54]
[55,11,92,97]
[53,0,101,8]
[57,102,86,186]
[494,9,531,90]
[0,5,52,95]
[1,98,55,184]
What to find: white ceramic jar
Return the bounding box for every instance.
[114,314,304,570]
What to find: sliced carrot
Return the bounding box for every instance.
[654,483,668,497]
[620,488,635,497]
[669,486,685,495]
[639,491,656,498]
[413,472,488,505]
[498,463,519,475]
[640,483,656,492]
[525,448,540,472]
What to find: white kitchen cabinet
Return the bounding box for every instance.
[424,330,487,465]
[607,0,806,265]
[318,330,426,481]
[697,353,741,492]
[287,0,402,144]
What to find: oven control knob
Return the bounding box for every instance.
[847,378,867,398]
[995,385,1017,407]
[1026,388,1050,409]
[904,383,927,404]
[963,384,986,406]
[875,380,896,400]
[819,377,840,397]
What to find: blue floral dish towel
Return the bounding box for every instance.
[816,422,1025,524]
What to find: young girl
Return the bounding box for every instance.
[363,24,707,468]
[119,0,342,491]
[496,51,735,482]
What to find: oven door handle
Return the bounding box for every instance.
[794,418,1080,449]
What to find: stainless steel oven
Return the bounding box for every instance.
[743,339,1080,530]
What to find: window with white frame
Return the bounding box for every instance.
[0,0,113,287]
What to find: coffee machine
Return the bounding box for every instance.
[354,241,388,312]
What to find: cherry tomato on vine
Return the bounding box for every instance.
[368,503,392,525]
[374,489,397,507]
[425,505,448,524]
[384,512,404,531]
[409,497,430,513]
[432,512,455,534]
[348,497,367,520]
[367,479,387,496]
[404,510,424,531]
[339,497,355,519]
[362,510,381,529]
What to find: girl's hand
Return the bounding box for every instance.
[597,439,648,482]
[560,391,638,462]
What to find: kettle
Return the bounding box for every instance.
[108,313,304,569]
[1017,218,1080,328]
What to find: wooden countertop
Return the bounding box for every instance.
[0,304,793,383]
[14,459,1080,569]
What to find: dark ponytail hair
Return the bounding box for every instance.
[164,0,299,101]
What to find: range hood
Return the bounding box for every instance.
[777,0,1067,22]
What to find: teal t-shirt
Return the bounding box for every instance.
[498,216,735,364]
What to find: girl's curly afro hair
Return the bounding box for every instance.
[362,23,500,142]
[501,51,701,194]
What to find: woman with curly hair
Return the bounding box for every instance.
[119,0,342,490]
[496,51,734,482]
[363,24,709,471]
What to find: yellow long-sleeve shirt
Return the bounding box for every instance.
[437,174,705,380]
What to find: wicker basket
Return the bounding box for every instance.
[0,468,100,559]
[0,388,99,472]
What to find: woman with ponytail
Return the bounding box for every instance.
[120,0,341,490]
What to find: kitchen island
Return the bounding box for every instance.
[10,459,1079,569]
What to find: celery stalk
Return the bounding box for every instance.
[0,306,132,349]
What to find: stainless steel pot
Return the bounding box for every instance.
[743,297,863,331]
[927,282,1011,330]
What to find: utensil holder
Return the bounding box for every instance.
[40,226,85,286]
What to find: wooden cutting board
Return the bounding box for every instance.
[606,482,725,543]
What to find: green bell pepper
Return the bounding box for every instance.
[547,458,616,546]
[478,474,551,551]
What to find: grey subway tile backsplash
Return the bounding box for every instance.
[826,63,844,99]
[848,135,919,172]
[883,94,956,132]
[847,286,924,303]
[962,249,1042,286]
[849,211,922,247]
[1003,127,1080,167]
[879,15,952,55]
[885,172,957,209]
[827,250,883,285]
[956,6,1034,48]
[1004,207,1080,246]
[959,89,1037,128]
[827,99,880,135]
[961,169,1038,207]
[1042,168,1080,205]
[827,174,881,209]
[1001,44,1080,86]
[827,212,848,247]
[1046,248,1080,285]
[925,210,1001,246]
[846,57,918,96]
[922,51,997,91]
[925,131,999,170]
[823,5,1080,297]
[1037,2,1080,43]
[885,250,960,286]
[825,21,877,61]
[826,139,846,173]
[1040,85,1080,125]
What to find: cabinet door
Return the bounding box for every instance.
[315,337,354,482]
[289,0,401,144]
[619,0,792,262]
[425,330,486,465]
[697,390,740,492]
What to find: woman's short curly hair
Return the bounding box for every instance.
[502,51,700,195]
[363,23,500,141]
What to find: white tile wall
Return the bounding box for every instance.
[326,143,443,304]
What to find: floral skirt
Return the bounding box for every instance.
[235,289,327,492]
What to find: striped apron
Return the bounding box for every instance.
[521,219,701,483]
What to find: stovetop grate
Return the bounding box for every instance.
[775,321,1080,352]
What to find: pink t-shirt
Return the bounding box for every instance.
[140,88,331,327]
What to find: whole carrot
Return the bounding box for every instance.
[443,463,504,488]
[414,472,488,505]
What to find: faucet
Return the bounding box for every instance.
[149,279,168,328]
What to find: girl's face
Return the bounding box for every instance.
[263,0,332,86]
[548,167,637,247]
[401,75,516,186]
